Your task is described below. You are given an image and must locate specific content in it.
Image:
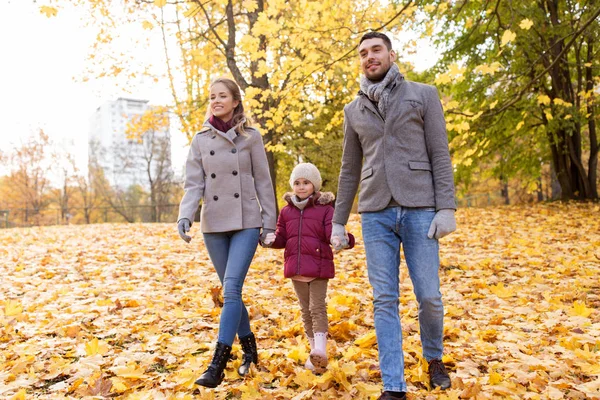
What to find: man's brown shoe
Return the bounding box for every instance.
[428,359,451,389]
[377,391,406,400]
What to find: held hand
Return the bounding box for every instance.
[427,209,456,240]
[178,218,192,243]
[263,233,276,246]
[331,223,349,252]
[260,228,275,246]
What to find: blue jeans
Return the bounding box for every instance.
[203,228,260,346]
[361,207,444,392]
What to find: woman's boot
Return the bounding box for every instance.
[238,332,258,376]
[195,342,232,388]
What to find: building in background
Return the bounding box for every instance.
[89,97,172,191]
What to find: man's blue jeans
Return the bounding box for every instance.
[203,228,260,346]
[361,207,444,392]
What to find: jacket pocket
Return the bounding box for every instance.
[408,161,432,171]
[361,167,373,181]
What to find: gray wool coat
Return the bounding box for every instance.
[333,73,456,226]
[178,122,277,233]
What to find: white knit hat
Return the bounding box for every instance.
[289,162,322,192]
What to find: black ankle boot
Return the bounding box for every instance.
[238,332,258,376]
[195,342,232,388]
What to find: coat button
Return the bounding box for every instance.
[210,150,215,155]
[234,193,240,198]
[211,173,216,178]
[213,195,219,201]
[232,170,238,176]
[231,148,237,154]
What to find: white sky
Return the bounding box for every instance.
[0,2,438,181]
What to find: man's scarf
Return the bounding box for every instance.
[359,63,402,119]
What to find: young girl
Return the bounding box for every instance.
[177,77,277,387]
[264,163,355,372]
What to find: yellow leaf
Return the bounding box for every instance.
[3,299,23,316]
[354,330,377,348]
[489,100,498,109]
[435,73,452,85]
[519,19,534,30]
[516,121,525,130]
[545,111,553,121]
[537,95,551,105]
[111,363,148,379]
[85,338,109,356]
[570,301,593,318]
[39,6,58,18]
[154,0,167,7]
[501,30,516,46]
[110,377,129,392]
[142,21,154,30]
[242,0,258,12]
[287,345,309,363]
[489,370,503,385]
[489,282,515,298]
[11,389,26,400]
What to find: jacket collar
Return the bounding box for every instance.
[357,72,405,116]
[202,120,239,144]
[283,191,335,208]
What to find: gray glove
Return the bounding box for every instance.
[178,218,192,243]
[427,209,456,239]
[260,228,275,246]
[330,222,349,252]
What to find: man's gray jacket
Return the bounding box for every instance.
[333,73,456,225]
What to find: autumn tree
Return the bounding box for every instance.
[126,107,175,222]
[425,0,600,200]
[42,0,424,199]
[6,130,53,224]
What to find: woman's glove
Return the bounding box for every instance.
[178,218,192,243]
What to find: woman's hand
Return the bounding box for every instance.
[178,218,192,242]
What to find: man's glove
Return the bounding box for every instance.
[178,218,192,243]
[427,209,456,240]
[260,228,275,246]
[331,223,349,252]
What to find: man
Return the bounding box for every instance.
[330,32,456,400]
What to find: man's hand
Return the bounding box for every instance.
[178,218,192,243]
[427,209,456,240]
[331,223,349,252]
[260,228,275,246]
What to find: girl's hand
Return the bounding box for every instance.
[264,233,276,245]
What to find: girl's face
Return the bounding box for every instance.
[293,178,315,200]
[210,82,239,122]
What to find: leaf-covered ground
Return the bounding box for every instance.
[1,202,599,399]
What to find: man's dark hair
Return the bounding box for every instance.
[359,32,392,50]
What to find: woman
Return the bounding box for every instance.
[177,77,276,388]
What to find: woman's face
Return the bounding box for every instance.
[210,82,239,122]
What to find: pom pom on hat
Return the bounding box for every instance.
[289,162,322,192]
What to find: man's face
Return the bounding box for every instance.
[359,38,396,82]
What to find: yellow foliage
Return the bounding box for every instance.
[501,30,516,46]
[1,201,599,398]
[519,19,534,30]
[39,6,58,18]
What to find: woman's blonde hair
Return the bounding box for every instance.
[206,77,253,136]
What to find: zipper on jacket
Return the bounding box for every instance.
[297,209,304,275]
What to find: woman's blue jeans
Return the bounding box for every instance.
[203,228,260,346]
[361,207,444,393]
